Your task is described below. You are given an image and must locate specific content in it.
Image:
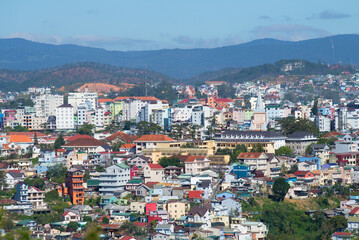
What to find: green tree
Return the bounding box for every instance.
[44,189,60,202]
[54,134,65,150]
[158,156,183,168]
[83,216,92,222]
[272,177,290,201]
[217,83,236,98]
[66,221,79,232]
[250,143,265,153]
[84,223,101,240]
[289,165,298,174]
[312,97,318,116]
[136,121,163,135]
[275,146,293,156]
[46,164,67,184]
[231,144,247,162]
[102,216,109,224]
[279,117,319,136]
[24,177,45,190]
[77,123,95,136]
[33,132,39,145]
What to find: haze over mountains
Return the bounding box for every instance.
[1,34,359,79]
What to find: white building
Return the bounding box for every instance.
[137,100,169,123]
[68,91,98,111]
[35,94,63,118]
[99,164,131,195]
[315,115,331,132]
[56,104,75,130]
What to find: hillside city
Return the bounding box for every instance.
[1,63,359,240]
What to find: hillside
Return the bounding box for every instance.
[0,62,174,91]
[1,34,359,78]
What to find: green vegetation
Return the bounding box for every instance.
[158,156,183,168]
[272,178,290,201]
[136,121,163,135]
[250,143,265,153]
[46,164,67,184]
[54,134,65,150]
[77,123,95,136]
[275,146,293,156]
[215,144,247,163]
[119,221,147,238]
[24,177,45,190]
[279,117,320,136]
[217,83,236,98]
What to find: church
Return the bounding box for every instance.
[250,91,267,131]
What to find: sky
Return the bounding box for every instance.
[0,0,358,51]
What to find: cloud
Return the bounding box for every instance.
[308,10,350,20]
[171,35,243,48]
[251,24,331,41]
[258,15,271,20]
[0,32,156,51]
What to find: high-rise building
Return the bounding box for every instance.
[65,169,84,205]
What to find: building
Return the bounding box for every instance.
[68,91,98,111]
[286,131,317,156]
[65,169,84,205]
[99,164,131,195]
[134,135,176,154]
[144,164,165,183]
[56,104,75,130]
[250,91,267,131]
[214,130,286,153]
[165,201,188,220]
[184,156,210,174]
[35,94,64,118]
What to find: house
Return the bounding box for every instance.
[332,232,354,240]
[184,156,210,174]
[237,152,271,176]
[62,137,111,154]
[143,164,164,183]
[16,219,37,229]
[101,195,118,207]
[286,131,317,155]
[63,211,81,222]
[155,224,174,236]
[227,162,251,179]
[152,232,170,240]
[65,168,84,205]
[297,156,321,170]
[187,203,211,228]
[99,164,131,195]
[28,186,46,209]
[293,171,315,184]
[130,201,146,214]
[240,221,268,240]
[347,217,359,232]
[165,201,188,220]
[15,182,29,203]
[128,156,152,170]
[297,161,317,172]
[133,135,176,155]
[5,170,25,189]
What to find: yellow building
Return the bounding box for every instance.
[130,201,146,214]
[165,201,189,220]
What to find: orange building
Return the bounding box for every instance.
[65,169,84,205]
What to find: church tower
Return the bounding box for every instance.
[250,91,267,131]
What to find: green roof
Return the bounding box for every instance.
[116,163,130,169]
[16,219,35,226]
[127,179,143,184]
[87,179,100,186]
[112,212,132,216]
[348,217,359,222]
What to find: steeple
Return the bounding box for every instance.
[254,91,265,113]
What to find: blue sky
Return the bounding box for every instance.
[0,0,358,50]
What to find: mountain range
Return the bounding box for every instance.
[1,34,359,78]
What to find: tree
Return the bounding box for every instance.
[83,216,92,222]
[84,223,101,240]
[102,216,109,224]
[217,83,236,98]
[24,177,45,190]
[311,97,318,116]
[44,189,60,202]
[158,156,183,168]
[54,134,65,150]
[275,146,293,156]
[279,117,319,136]
[272,177,290,201]
[231,144,247,162]
[77,123,95,136]
[46,164,67,184]
[289,165,298,174]
[250,143,265,153]
[67,221,79,232]
[136,121,163,135]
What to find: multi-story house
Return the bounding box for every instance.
[56,104,75,130]
[28,186,46,209]
[143,164,165,183]
[68,90,98,111]
[184,156,210,174]
[99,164,131,195]
[165,201,188,220]
[237,152,269,176]
[35,94,64,118]
[65,168,84,205]
[133,135,176,155]
[286,131,317,156]
[14,182,28,203]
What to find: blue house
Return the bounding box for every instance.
[14,182,28,203]
[39,149,57,163]
[297,156,321,170]
[216,191,236,200]
[36,163,56,175]
[228,162,251,179]
[101,195,118,207]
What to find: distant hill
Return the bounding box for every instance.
[0,60,353,92]
[0,62,174,91]
[1,34,359,78]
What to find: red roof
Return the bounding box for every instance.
[120,143,136,149]
[66,135,93,142]
[134,135,175,142]
[349,207,359,215]
[214,98,234,103]
[8,132,47,138]
[188,190,204,199]
[293,171,311,176]
[238,152,264,159]
[148,164,164,170]
[63,138,108,147]
[105,131,139,143]
[185,156,206,163]
[333,232,352,236]
[114,96,159,101]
